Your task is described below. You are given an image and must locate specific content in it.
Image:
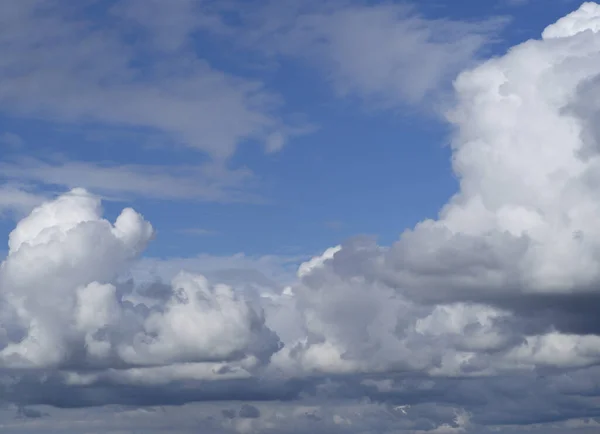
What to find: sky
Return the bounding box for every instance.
[5,0,600,433]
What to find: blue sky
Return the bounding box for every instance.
[0,0,582,259]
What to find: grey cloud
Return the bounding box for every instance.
[222,408,236,419]
[16,406,48,419]
[2,398,599,434]
[238,404,261,418]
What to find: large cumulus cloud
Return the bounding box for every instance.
[5,3,600,433]
[256,1,600,380]
[279,0,600,377]
[0,188,279,375]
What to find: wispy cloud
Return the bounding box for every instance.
[0,132,24,149]
[178,228,219,236]
[0,184,47,217]
[0,158,261,203]
[0,0,286,159]
[195,0,506,110]
[0,0,502,211]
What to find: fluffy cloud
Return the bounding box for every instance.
[366,0,600,310]
[5,3,600,434]
[0,189,278,372]
[272,0,600,378]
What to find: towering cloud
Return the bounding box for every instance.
[281,0,600,376]
[0,189,154,368]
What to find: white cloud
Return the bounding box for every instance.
[296,245,341,278]
[119,272,280,367]
[407,0,600,296]
[266,1,600,380]
[0,189,154,367]
[0,189,281,371]
[542,2,600,38]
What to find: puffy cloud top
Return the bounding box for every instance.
[0,189,278,371]
[402,0,600,295]
[8,188,101,253]
[542,2,600,39]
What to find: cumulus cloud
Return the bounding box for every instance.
[0,189,278,373]
[543,1,600,38]
[265,1,600,381]
[375,0,600,304]
[6,3,600,434]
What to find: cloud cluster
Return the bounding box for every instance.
[269,0,600,378]
[0,189,277,373]
[4,3,600,433]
